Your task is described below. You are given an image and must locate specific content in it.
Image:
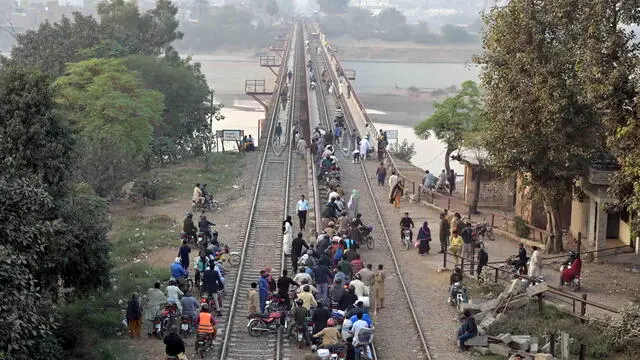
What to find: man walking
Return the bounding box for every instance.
[297,194,309,231]
[275,122,283,145]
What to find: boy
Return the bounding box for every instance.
[247,282,259,314]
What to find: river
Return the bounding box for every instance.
[195,54,477,173]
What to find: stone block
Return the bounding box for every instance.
[540,343,550,352]
[474,310,492,323]
[526,282,549,297]
[509,296,530,309]
[535,354,553,360]
[530,337,539,353]
[497,333,512,344]
[466,335,489,346]
[479,315,496,329]
[489,343,512,357]
[471,346,490,355]
[480,297,502,312]
[459,302,482,314]
[511,335,531,350]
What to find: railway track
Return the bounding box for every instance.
[217,24,304,360]
[306,22,432,360]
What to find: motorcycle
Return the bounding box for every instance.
[180,231,197,246]
[473,222,495,241]
[560,262,581,291]
[401,228,412,250]
[498,255,528,279]
[195,333,214,359]
[247,311,289,336]
[179,315,194,337]
[448,282,468,310]
[153,303,176,337]
[359,225,375,249]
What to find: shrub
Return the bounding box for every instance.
[513,216,531,238]
[389,139,416,162]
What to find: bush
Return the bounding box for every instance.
[513,216,531,238]
[389,139,416,162]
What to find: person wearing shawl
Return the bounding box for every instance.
[283,215,293,256]
[417,221,431,255]
[126,292,142,338]
[144,282,167,336]
[390,181,404,208]
[348,189,360,218]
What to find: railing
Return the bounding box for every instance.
[316,27,418,197]
[441,249,619,320]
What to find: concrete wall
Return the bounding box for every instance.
[619,216,631,245]
[463,164,514,209]
[569,198,589,242]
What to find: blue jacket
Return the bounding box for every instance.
[171,262,187,279]
[258,276,270,297]
[350,313,372,327]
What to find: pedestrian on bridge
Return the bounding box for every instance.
[275,122,282,145]
[376,162,387,186]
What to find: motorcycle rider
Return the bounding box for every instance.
[193,183,204,207]
[298,285,318,310]
[313,318,341,348]
[170,257,188,287]
[180,291,199,325]
[166,279,184,313]
[163,325,186,358]
[198,214,215,243]
[514,243,528,274]
[292,298,311,345]
[422,170,437,190]
[201,183,211,208]
[277,269,299,309]
[312,300,331,334]
[399,212,415,242]
[183,213,197,242]
[560,251,582,288]
[195,303,217,352]
[202,263,224,317]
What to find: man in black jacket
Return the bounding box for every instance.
[277,269,299,310]
[311,301,331,334]
[457,310,478,351]
[291,233,309,273]
[476,248,489,278]
[202,265,224,316]
[163,326,186,357]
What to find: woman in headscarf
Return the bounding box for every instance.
[283,215,293,256]
[126,292,142,338]
[348,189,360,218]
[390,180,404,208]
[417,221,431,255]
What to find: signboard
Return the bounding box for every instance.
[221,130,243,141]
[385,130,399,141]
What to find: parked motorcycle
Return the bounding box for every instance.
[448,282,468,310]
[401,228,412,250]
[498,255,528,279]
[247,311,289,336]
[473,222,495,241]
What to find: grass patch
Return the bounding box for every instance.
[94,339,145,360]
[110,214,178,262]
[150,153,243,203]
[487,302,616,358]
[477,356,505,360]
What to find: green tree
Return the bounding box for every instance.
[6,12,100,75]
[376,8,409,41]
[572,1,640,238]
[441,24,476,43]
[345,7,375,40]
[55,58,165,195]
[414,80,483,173]
[97,0,183,56]
[476,0,604,253]
[123,54,213,163]
[316,0,348,14]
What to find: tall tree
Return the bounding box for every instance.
[573,1,640,238]
[7,12,100,75]
[97,0,183,56]
[476,0,604,253]
[55,58,164,195]
[414,80,483,173]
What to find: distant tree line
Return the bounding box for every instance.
[317,5,479,44]
[176,4,281,51]
[0,0,218,358]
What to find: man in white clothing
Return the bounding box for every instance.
[296,194,309,231]
[349,274,366,298]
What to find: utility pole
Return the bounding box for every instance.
[208,89,215,153]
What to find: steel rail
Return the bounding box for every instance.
[310,22,432,360]
[218,23,297,360]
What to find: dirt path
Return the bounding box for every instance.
[110,153,262,359]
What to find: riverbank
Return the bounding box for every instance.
[329,39,481,63]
